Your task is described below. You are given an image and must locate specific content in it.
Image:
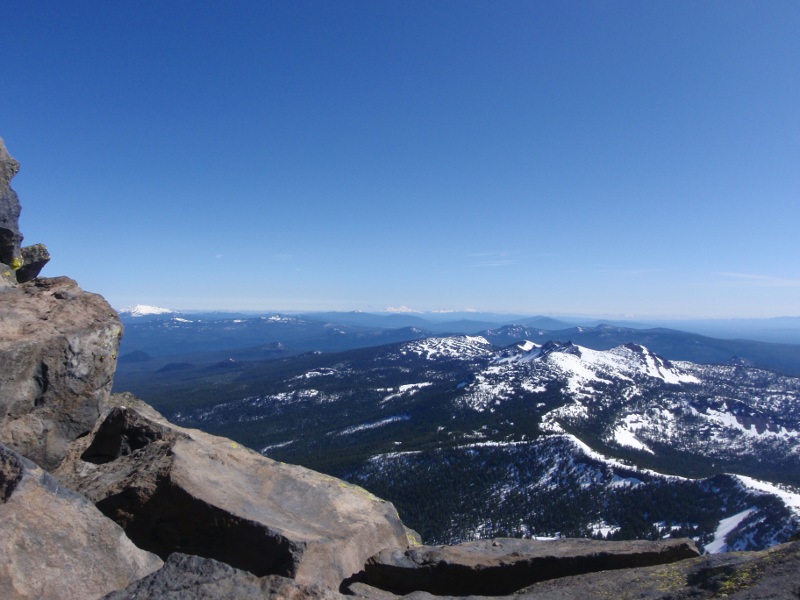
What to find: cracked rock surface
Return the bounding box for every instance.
[0,277,122,470]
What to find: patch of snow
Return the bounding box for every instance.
[332,415,411,436]
[704,508,755,554]
[402,336,494,361]
[381,382,433,403]
[259,440,294,454]
[588,521,620,538]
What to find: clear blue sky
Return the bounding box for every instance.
[3,1,798,318]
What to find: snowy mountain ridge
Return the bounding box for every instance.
[119,304,174,317]
[139,332,800,551]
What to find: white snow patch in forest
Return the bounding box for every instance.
[704,508,755,554]
[332,415,410,436]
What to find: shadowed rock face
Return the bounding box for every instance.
[361,537,701,596]
[0,137,22,270]
[101,553,345,600]
[56,401,414,591]
[0,443,162,600]
[0,277,122,470]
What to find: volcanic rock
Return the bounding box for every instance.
[362,537,701,596]
[16,242,50,283]
[1,261,14,288]
[508,539,800,599]
[101,553,345,600]
[55,399,414,591]
[0,443,162,600]
[0,137,22,269]
[0,276,122,470]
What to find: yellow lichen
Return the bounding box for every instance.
[406,530,422,546]
[11,256,23,270]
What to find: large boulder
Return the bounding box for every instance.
[16,242,51,283]
[55,397,415,591]
[0,137,22,270]
[0,443,162,600]
[0,276,123,470]
[101,553,344,600]
[361,537,701,596]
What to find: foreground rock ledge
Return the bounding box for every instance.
[0,277,122,470]
[361,537,701,596]
[56,398,414,591]
[0,443,162,600]
[101,553,345,600]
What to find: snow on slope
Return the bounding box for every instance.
[500,341,697,391]
[462,341,699,413]
[704,508,756,554]
[400,336,494,361]
[735,475,800,517]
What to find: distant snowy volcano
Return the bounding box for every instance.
[119,304,174,317]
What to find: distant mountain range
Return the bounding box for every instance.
[113,313,800,552]
[116,311,800,380]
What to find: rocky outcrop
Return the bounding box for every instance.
[16,242,51,283]
[55,399,414,591]
[0,443,162,600]
[0,276,122,470]
[102,553,345,600]
[0,137,23,271]
[360,537,701,596]
[508,539,800,599]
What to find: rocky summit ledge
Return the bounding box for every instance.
[0,276,122,470]
[348,540,800,599]
[358,537,701,596]
[54,394,415,592]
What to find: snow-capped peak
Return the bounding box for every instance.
[119,304,175,317]
[492,340,699,386]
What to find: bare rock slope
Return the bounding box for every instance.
[0,443,162,600]
[55,397,414,591]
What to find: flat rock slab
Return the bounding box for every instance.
[0,443,162,600]
[0,276,122,469]
[363,537,701,596]
[102,553,344,599]
[508,539,800,599]
[56,401,414,591]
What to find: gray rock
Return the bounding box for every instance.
[345,582,402,599]
[102,553,345,599]
[16,243,51,283]
[0,276,123,470]
[55,400,415,591]
[0,137,23,269]
[1,261,15,288]
[508,539,800,599]
[362,537,701,596]
[0,443,162,600]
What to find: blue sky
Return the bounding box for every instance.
[3,1,798,318]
